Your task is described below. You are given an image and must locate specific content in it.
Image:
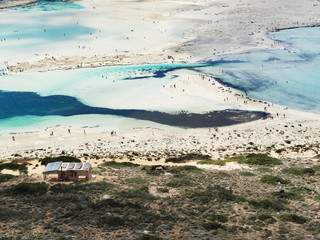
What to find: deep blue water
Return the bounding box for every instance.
[1,25,320,130]
[0,90,267,128]
[0,0,319,131]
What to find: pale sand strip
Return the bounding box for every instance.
[8,51,183,73]
[5,0,320,72]
[0,72,319,173]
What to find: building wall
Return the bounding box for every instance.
[58,168,92,181]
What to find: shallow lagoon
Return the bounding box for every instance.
[0,1,319,132]
[198,27,320,112]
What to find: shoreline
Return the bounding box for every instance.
[0,72,319,163]
[0,0,41,9]
[7,24,320,74]
[1,1,320,239]
[0,0,319,165]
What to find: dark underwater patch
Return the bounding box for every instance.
[0,91,267,128]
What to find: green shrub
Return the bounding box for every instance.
[39,156,81,165]
[216,171,232,178]
[257,167,272,173]
[169,165,203,173]
[118,187,156,202]
[198,154,281,167]
[166,177,193,188]
[198,156,246,166]
[260,175,290,185]
[248,199,285,211]
[166,153,211,163]
[137,235,163,240]
[197,160,226,166]
[289,187,314,193]
[92,167,104,175]
[279,214,308,224]
[157,187,169,193]
[0,161,28,174]
[271,190,302,200]
[239,171,256,176]
[124,177,148,185]
[208,214,228,223]
[101,161,139,168]
[282,167,315,176]
[0,174,16,183]
[185,185,244,204]
[214,185,243,201]
[0,207,33,221]
[98,216,126,227]
[256,214,277,224]
[245,154,282,166]
[91,198,142,211]
[202,221,225,230]
[3,182,48,196]
[50,181,115,194]
[197,160,215,165]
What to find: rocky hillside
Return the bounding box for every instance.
[1,154,320,239]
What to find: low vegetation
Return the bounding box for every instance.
[255,214,277,224]
[101,161,139,168]
[271,190,303,200]
[184,185,245,204]
[245,154,282,166]
[282,167,316,176]
[0,174,16,183]
[279,214,308,224]
[166,153,211,163]
[249,214,277,225]
[248,199,286,211]
[0,156,319,239]
[197,154,282,166]
[2,182,48,196]
[260,175,290,185]
[39,156,81,165]
[0,161,28,174]
[239,171,256,176]
[169,165,203,173]
[137,234,163,240]
[124,177,149,185]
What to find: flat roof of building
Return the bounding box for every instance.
[43,161,91,173]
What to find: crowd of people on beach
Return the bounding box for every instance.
[197,73,289,120]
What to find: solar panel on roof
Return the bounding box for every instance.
[47,163,54,172]
[61,163,68,168]
[43,161,62,173]
[75,163,82,169]
[83,163,90,170]
[67,162,75,170]
[44,164,51,172]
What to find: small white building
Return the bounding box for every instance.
[43,161,92,182]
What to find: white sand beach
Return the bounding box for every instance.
[0,0,319,173]
[0,72,319,173]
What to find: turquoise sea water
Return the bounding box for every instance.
[0,1,95,64]
[7,0,84,11]
[197,27,320,112]
[0,1,319,133]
